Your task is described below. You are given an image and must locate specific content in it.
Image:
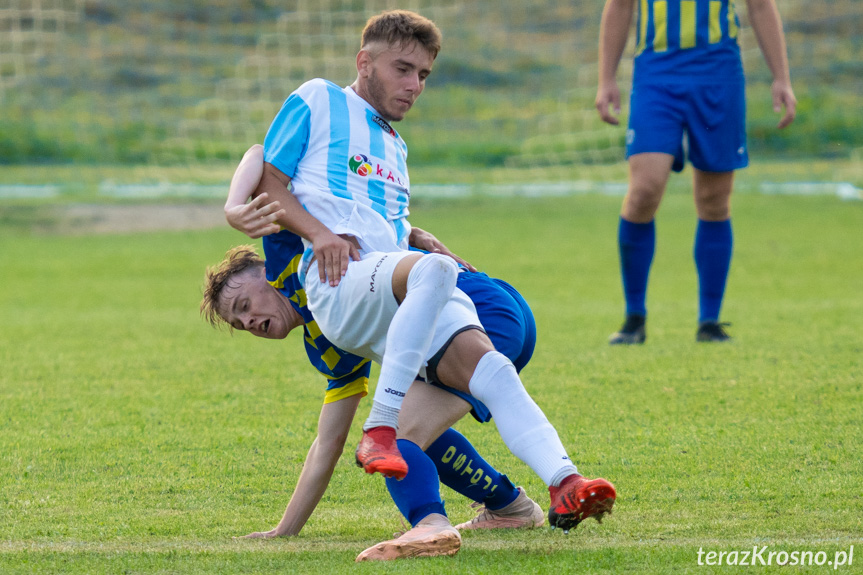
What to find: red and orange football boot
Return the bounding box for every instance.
[355,426,408,480]
[547,474,616,533]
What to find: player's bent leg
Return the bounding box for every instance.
[434,336,617,532]
[373,252,459,411]
[464,349,579,485]
[424,428,540,530]
[384,439,447,527]
[398,370,546,531]
[355,513,461,562]
[358,253,460,477]
[399,378,544,530]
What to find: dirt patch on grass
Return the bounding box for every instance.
[2,204,226,235]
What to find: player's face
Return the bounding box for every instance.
[356,40,434,122]
[218,268,301,340]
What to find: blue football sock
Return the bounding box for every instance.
[385,439,446,527]
[694,218,733,323]
[618,217,655,317]
[426,428,519,511]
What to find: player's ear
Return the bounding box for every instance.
[356,48,372,77]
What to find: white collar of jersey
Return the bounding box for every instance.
[345,86,397,138]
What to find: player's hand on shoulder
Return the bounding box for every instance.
[408,226,441,252]
[225,192,285,239]
[409,227,477,272]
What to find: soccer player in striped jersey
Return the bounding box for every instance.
[253,10,468,480]
[232,8,617,544]
[207,144,613,559]
[596,0,796,343]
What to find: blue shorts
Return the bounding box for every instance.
[427,271,537,423]
[626,82,748,173]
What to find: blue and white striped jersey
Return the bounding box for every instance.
[264,78,413,262]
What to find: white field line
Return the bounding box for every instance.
[0,181,860,200]
[0,185,61,199]
[0,536,858,555]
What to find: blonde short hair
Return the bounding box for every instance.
[361,10,442,58]
[200,245,264,329]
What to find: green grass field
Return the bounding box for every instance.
[1,190,861,574]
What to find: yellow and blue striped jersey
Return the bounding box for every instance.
[633,0,744,83]
[262,230,371,404]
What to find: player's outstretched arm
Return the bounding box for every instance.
[241,394,362,538]
[746,0,796,129]
[595,0,635,125]
[409,226,477,272]
[225,144,286,239]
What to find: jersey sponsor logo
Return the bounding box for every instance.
[371,114,396,137]
[369,254,387,293]
[383,387,405,398]
[348,151,406,186]
[349,154,373,176]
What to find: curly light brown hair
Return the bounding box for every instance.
[361,10,442,59]
[200,245,265,329]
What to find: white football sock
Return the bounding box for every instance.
[468,351,578,486]
[367,254,458,427]
[363,402,401,431]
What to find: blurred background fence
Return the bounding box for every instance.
[1,0,861,174]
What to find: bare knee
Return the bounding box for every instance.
[694,170,734,220]
[623,153,673,222]
[622,184,664,221]
[391,252,457,304]
[397,419,434,450]
[397,382,471,450]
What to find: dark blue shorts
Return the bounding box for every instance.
[427,271,537,423]
[626,81,748,173]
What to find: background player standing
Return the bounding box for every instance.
[595,0,796,344]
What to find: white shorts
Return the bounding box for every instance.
[304,251,481,377]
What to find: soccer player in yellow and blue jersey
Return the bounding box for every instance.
[264,227,545,518]
[201,238,549,559]
[596,0,796,343]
